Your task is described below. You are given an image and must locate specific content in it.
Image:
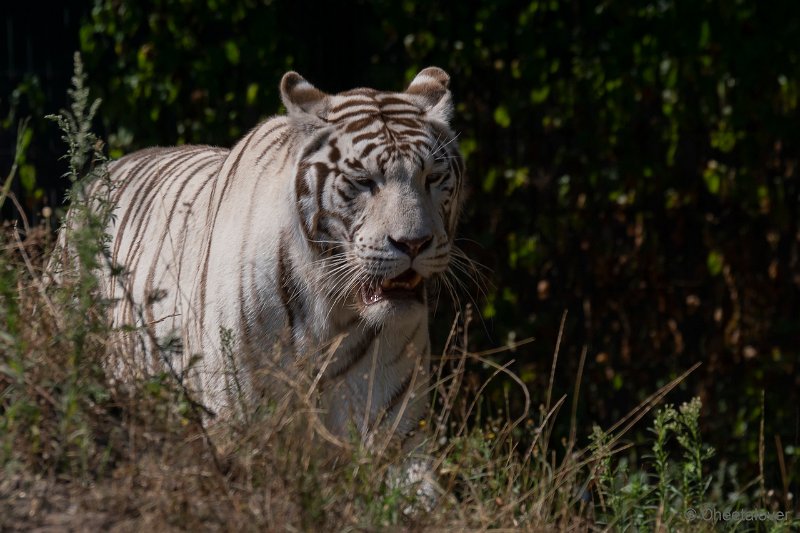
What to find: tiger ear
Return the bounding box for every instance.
[405,66,453,124]
[280,71,328,119]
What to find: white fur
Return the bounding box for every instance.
[80,70,463,447]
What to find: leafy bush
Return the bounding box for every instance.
[3,1,800,528]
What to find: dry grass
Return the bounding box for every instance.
[0,224,725,532]
[0,226,597,531]
[4,225,796,532]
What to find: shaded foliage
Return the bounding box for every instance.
[2,0,799,500]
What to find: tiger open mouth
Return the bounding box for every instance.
[360,269,424,306]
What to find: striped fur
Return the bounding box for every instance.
[87,67,465,442]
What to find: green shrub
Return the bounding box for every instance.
[2,45,797,532]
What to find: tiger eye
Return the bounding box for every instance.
[354,176,378,195]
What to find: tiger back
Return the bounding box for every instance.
[98,67,465,443]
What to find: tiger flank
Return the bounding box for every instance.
[95,68,465,453]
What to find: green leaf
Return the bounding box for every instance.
[703,166,721,195]
[493,105,511,128]
[707,250,724,276]
[19,165,36,194]
[698,20,710,48]
[225,41,240,65]
[246,83,259,105]
[482,168,497,192]
[530,85,550,104]
[20,127,33,152]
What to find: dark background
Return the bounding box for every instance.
[3,0,798,493]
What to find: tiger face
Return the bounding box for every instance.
[287,68,464,323]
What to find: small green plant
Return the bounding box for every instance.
[1,53,115,478]
[652,403,678,515]
[676,398,716,510]
[591,398,725,531]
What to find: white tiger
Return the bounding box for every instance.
[88,67,465,445]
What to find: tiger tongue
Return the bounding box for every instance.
[381,270,423,291]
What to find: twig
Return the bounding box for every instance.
[545,310,568,414]
[0,118,30,213]
[568,345,588,451]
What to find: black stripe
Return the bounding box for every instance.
[390,319,424,366]
[256,121,289,146]
[377,108,422,118]
[310,162,331,237]
[277,230,298,345]
[327,138,340,162]
[174,162,222,302]
[110,153,170,263]
[344,158,365,171]
[359,143,378,158]
[328,98,377,114]
[295,162,312,198]
[142,152,223,322]
[343,116,376,133]
[254,127,292,167]
[383,373,414,419]
[335,185,355,202]
[327,326,382,380]
[352,132,380,145]
[330,109,377,123]
[377,96,417,107]
[122,150,202,266]
[298,130,332,161]
[199,131,258,329]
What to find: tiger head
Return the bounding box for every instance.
[285,67,465,324]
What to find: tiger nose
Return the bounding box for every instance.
[387,234,433,259]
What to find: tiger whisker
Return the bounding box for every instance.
[449,256,491,298]
[431,131,461,159]
[324,267,368,322]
